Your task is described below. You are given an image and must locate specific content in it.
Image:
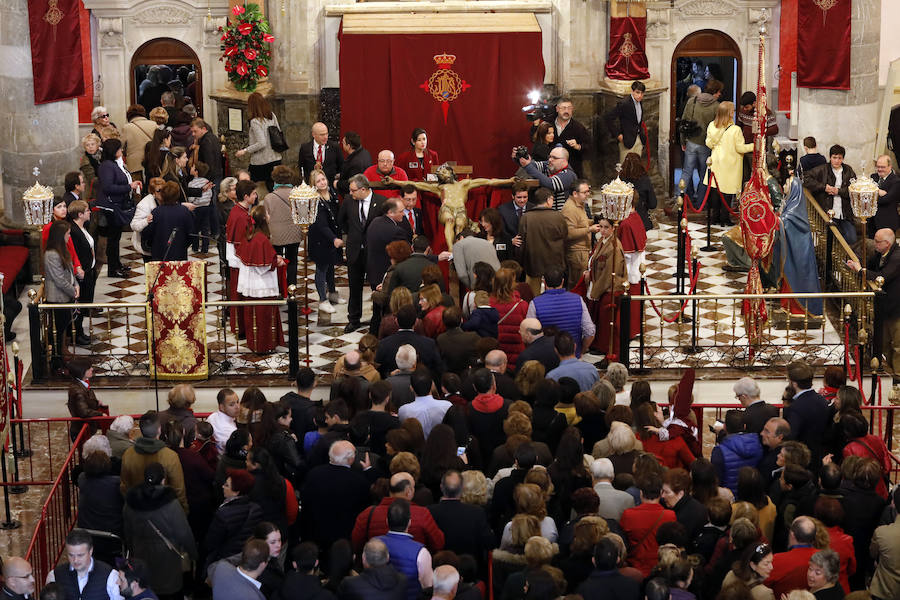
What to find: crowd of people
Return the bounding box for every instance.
[3,357,888,600]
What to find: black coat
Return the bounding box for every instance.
[299,140,343,186]
[276,572,336,600]
[77,473,124,535]
[337,147,373,196]
[266,429,304,484]
[147,204,194,261]
[870,171,900,234]
[671,493,708,540]
[498,200,525,240]
[68,222,95,272]
[366,215,412,287]
[336,192,388,265]
[577,569,641,600]
[337,566,406,600]
[308,192,342,264]
[204,496,264,569]
[427,499,495,562]
[627,175,656,231]
[280,391,323,441]
[783,389,829,463]
[603,96,646,149]
[375,330,443,379]
[461,370,519,402]
[300,463,372,551]
[514,335,559,372]
[866,243,900,318]
[742,401,780,435]
[196,131,223,184]
[96,160,134,225]
[553,118,592,177]
[386,253,435,297]
[436,327,481,375]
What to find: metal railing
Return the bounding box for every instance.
[28,292,303,382]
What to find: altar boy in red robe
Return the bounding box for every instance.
[225,180,257,336]
[237,205,285,352]
[617,208,647,338]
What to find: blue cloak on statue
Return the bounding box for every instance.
[771,176,823,316]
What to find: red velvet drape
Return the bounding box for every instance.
[605,17,649,81]
[797,0,851,90]
[339,30,545,253]
[778,0,798,113]
[27,0,85,104]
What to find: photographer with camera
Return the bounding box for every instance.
[679,79,722,202]
[514,146,577,212]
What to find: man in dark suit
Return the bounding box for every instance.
[298,122,343,186]
[337,539,407,600]
[870,154,900,237]
[300,440,373,551]
[848,228,900,384]
[279,367,321,439]
[375,305,443,378]
[189,118,223,185]
[387,236,435,298]
[734,377,779,434]
[209,539,269,600]
[336,131,372,196]
[63,171,84,207]
[782,360,829,465]
[366,198,412,331]
[603,80,647,163]
[577,538,641,600]
[461,350,520,401]
[802,145,858,244]
[498,181,530,240]
[337,174,388,333]
[428,470,495,564]
[514,317,559,372]
[400,185,425,237]
[436,307,480,375]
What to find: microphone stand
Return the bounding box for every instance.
[191,232,231,373]
[147,227,179,411]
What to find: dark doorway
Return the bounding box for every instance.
[130,38,202,115]
[669,30,741,196]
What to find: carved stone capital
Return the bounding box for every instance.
[677,0,737,17]
[131,6,192,25]
[97,17,123,48]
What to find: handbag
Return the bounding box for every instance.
[148,520,192,572]
[267,116,289,153]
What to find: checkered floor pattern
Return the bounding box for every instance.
[56,213,842,380]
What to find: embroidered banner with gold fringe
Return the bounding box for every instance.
[145,261,208,380]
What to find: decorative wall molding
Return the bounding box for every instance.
[131,7,192,25]
[98,17,124,48]
[678,0,737,17]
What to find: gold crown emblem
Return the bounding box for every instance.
[433,53,456,68]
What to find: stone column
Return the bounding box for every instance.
[797,0,880,169]
[0,0,80,220]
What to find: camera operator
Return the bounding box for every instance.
[552,97,592,177]
[514,146,577,212]
[679,79,722,202]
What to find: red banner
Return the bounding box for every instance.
[797,0,850,90]
[27,0,85,104]
[778,0,797,112]
[605,17,649,81]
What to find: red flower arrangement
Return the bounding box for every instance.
[219,3,273,92]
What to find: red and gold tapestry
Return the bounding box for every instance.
[797,0,851,89]
[605,17,650,81]
[145,261,208,380]
[27,0,85,104]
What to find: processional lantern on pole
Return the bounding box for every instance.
[598,163,635,358]
[290,182,319,364]
[848,169,879,278]
[21,168,54,226]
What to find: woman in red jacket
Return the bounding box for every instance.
[840,412,891,500]
[396,127,440,181]
[418,283,446,338]
[635,403,695,470]
[490,268,528,365]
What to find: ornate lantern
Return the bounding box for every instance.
[21,180,54,226]
[290,183,319,227]
[598,164,634,222]
[849,171,880,276]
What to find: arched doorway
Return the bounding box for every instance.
[669,30,741,195]
[130,38,202,115]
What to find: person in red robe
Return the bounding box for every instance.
[396,128,440,182]
[237,205,285,353]
[584,217,626,357]
[225,180,257,336]
[616,208,647,339]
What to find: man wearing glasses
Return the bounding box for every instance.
[2,557,35,599]
[515,146,576,211]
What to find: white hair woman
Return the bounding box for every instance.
[106,415,135,459]
[91,105,119,140]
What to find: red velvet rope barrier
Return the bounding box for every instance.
[683,170,740,219]
[643,224,702,323]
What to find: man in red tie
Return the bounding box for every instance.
[401,184,425,237]
[298,122,343,186]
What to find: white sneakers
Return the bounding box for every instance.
[319,300,336,313]
[328,292,347,305]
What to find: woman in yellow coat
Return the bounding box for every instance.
[704,101,754,226]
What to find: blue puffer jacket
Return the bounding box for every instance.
[711,433,763,493]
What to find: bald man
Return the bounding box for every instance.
[515,317,560,372]
[363,150,408,199]
[849,228,900,383]
[298,121,343,186]
[869,154,900,236]
[351,471,445,553]
[3,557,36,599]
[432,565,460,600]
